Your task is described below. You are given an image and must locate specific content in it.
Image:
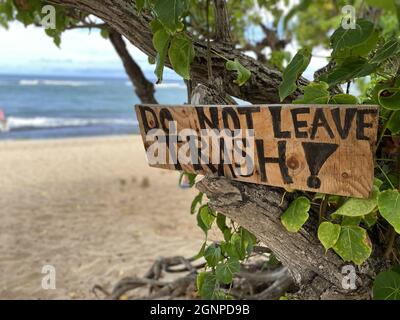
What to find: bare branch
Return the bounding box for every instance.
[213,0,232,43]
[108,28,158,104]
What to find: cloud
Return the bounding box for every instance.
[0,22,155,77]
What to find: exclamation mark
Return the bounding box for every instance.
[302,142,339,189]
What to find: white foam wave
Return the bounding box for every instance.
[125,81,186,89]
[156,83,186,89]
[18,79,104,87]
[19,79,40,86]
[6,116,136,131]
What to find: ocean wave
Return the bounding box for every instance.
[5,116,137,131]
[156,83,186,89]
[125,81,186,89]
[18,79,104,87]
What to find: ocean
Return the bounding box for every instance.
[0,74,188,140]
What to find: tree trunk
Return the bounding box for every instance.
[47,0,386,299]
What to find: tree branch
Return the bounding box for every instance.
[213,0,232,43]
[52,15,158,104]
[65,22,107,30]
[47,0,308,104]
[108,28,158,104]
[196,176,375,299]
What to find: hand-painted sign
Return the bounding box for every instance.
[135,104,379,198]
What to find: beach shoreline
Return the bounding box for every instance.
[0,134,204,299]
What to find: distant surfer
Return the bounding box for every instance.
[0,108,8,132]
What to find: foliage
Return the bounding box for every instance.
[184,174,258,299]
[278,1,400,298]
[318,222,341,252]
[225,59,251,86]
[0,0,75,46]
[378,190,400,233]
[280,196,310,232]
[373,269,400,300]
[141,0,195,82]
[294,82,330,104]
[278,48,311,101]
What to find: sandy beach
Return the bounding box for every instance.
[0,135,204,299]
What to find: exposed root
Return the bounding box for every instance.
[93,253,294,300]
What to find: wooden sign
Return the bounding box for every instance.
[135,104,379,198]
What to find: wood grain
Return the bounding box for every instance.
[135,104,379,198]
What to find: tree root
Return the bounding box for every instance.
[93,252,293,300]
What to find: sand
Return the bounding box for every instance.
[0,135,205,299]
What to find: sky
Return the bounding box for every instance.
[0,19,328,81]
[0,21,179,79]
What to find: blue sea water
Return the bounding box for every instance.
[0,74,188,140]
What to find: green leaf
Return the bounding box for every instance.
[370,39,400,65]
[223,229,232,242]
[378,88,400,110]
[216,213,232,241]
[281,196,310,232]
[240,227,257,254]
[341,216,362,226]
[333,29,379,64]
[371,81,392,104]
[378,190,400,234]
[152,0,188,33]
[374,177,384,190]
[332,186,379,217]
[330,93,359,104]
[294,82,330,104]
[191,192,203,215]
[215,258,240,284]
[196,211,208,234]
[197,205,215,234]
[225,59,251,87]
[228,233,246,260]
[150,19,164,33]
[216,213,227,231]
[332,225,372,265]
[179,172,197,187]
[168,34,195,80]
[193,242,206,260]
[388,111,400,134]
[196,271,206,291]
[136,0,147,12]
[318,222,341,251]
[204,243,222,267]
[373,271,400,300]
[363,212,378,229]
[279,48,311,101]
[198,272,218,299]
[333,45,393,86]
[152,28,171,83]
[321,57,371,86]
[330,19,375,55]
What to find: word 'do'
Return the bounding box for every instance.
[135,104,379,198]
